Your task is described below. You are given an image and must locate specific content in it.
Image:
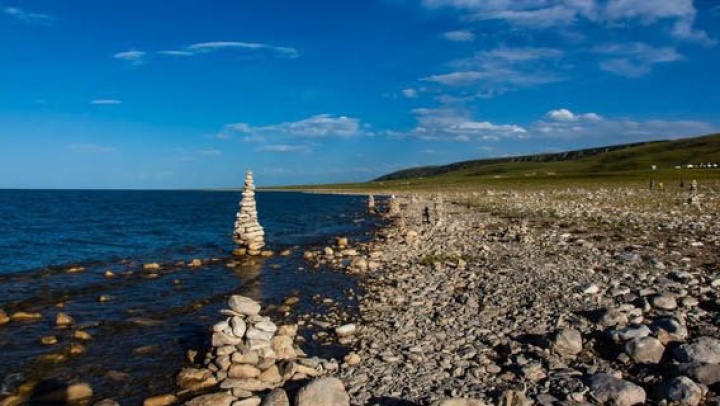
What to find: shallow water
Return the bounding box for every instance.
[0,190,377,404]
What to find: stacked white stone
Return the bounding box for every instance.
[388,195,400,216]
[205,295,335,397]
[233,171,265,256]
[368,195,375,212]
[688,180,701,208]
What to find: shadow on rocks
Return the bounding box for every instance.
[368,396,420,406]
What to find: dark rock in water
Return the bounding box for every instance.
[296,377,349,406]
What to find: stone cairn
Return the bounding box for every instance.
[367,195,376,213]
[233,171,265,256]
[205,295,335,397]
[387,195,400,216]
[432,194,445,226]
[687,180,701,208]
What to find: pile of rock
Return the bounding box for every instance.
[367,195,375,213]
[387,195,400,216]
[233,171,265,256]
[202,295,337,400]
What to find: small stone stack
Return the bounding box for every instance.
[688,180,701,208]
[233,171,265,256]
[432,195,444,226]
[205,295,335,398]
[367,195,376,213]
[388,195,400,216]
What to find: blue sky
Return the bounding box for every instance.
[1,0,719,188]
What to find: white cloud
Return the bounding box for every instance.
[421,0,714,43]
[256,144,312,153]
[390,107,526,141]
[66,144,116,153]
[547,108,602,122]
[532,111,716,142]
[185,41,299,58]
[90,99,122,105]
[224,114,367,138]
[593,42,683,77]
[113,50,146,65]
[3,7,54,24]
[443,30,475,41]
[402,88,419,98]
[158,50,195,57]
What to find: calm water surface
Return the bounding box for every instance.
[0,190,378,404]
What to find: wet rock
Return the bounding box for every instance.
[625,336,665,364]
[190,259,203,267]
[186,393,235,406]
[675,337,720,364]
[74,330,93,341]
[143,394,178,406]
[552,329,583,357]
[589,373,646,406]
[143,263,161,270]
[261,389,289,406]
[661,376,703,406]
[10,311,42,322]
[0,309,9,325]
[177,368,217,392]
[94,399,120,406]
[40,336,58,345]
[56,312,74,326]
[296,377,349,406]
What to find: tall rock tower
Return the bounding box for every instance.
[233,171,265,256]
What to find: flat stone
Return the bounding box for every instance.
[228,296,261,316]
[186,393,235,406]
[612,324,652,342]
[143,394,178,406]
[232,397,261,406]
[229,364,261,379]
[652,294,678,311]
[430,399,487,406]
[296,377,349,406]
[335,324,357,337]
[231,317,247,338]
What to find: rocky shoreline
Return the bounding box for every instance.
[173,185,720,406]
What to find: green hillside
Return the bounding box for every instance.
[271,133,720,192]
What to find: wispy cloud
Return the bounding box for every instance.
[156,41,300,60]
[593,42,683,77]
[442,30,475,41]
[90,99,122,105]
[422,46,566,93]
[402,88,418,98]
[66,144,116,153]
[223,114,369,138]
[3,7,54,24]
[256,144,312,153]
[421,0,714,44]
[546,108,602,122]
[113,50,146,65]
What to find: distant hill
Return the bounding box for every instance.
[375,133,720,182]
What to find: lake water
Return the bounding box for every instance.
[0,190,377,404]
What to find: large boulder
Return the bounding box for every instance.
[675,337,720,364]
[295,377,349,406]
[625,337,665,364]
[589,373,646,406]
[661,377,703,406]
[677,363,720,386]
